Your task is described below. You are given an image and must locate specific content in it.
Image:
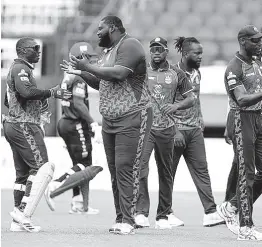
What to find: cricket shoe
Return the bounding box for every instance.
[134,214,150,228]
[114,223,135,235]
[10,208,40,233]
[216,202,239,235]
[108,222,122,233]
[44,180,61,211]
[203,210,225,227]
[238,226,262,241]
[10,220,41,232]
[155,219,172,229]
[69,205,99,215]
[167,213,184,227]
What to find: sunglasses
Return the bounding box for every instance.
[23,45,41,52]
[246,37,262,44]
[150,46,167,53]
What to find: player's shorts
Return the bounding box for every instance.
[57,117,92,166]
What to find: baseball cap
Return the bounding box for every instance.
[238,25,262,40]
[69,42,97,57]
[150,37,168,48]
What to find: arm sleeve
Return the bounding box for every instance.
[224,63,243,91]
[115,38,143,72]
[13,64,51,100]
[176,68,193,96]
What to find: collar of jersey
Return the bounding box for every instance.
[235,52,255,65]
[103,33,128,53]
[15,58,34,69]
[149,61,170,71]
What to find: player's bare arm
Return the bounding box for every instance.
[60,60,100,90]
[233,85,262,107]
[69,55,131,82]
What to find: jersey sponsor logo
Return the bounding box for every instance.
[228,79,237,86]
[61,100,70,107]
[75,87,85,96]
[18,69,28,76]
[148,76,156,80]
[20,76,29,81]
[246,72,255,77]
[152,84,165,100]
[194,76,200,84]
[165,75,172,84]
[227,71,236,80]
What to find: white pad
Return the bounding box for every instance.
[23,162,55,217]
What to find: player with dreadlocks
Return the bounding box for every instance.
[168,36,225,227]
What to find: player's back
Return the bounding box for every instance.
[61,73,89,120]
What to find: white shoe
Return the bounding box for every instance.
[108,222,122,233]
[167,213,184,227]
[114,223,135,235]
[155,219,172,229]
[10,208,40,233]
[203,211,225,227]
[68,195,99,215]
[135,214,150,228]
[44,181,61,211]
[10,220,41,232]
[216,202,239,235]
[238,226,262,241]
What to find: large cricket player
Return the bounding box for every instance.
[135,37,194,229]
[2,37,72,232]
[44,42,102,214]
[61,15,152,235]
[217,25,262,241]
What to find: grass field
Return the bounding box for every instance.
[1,189,262,247]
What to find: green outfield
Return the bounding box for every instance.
[1,190,262,247]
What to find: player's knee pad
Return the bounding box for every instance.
[23,162,55,217]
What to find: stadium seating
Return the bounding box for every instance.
[126,0,261,65]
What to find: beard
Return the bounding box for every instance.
[98,32,111,48]
[187,58,200,69]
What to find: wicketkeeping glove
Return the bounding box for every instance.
[50,85,72,100]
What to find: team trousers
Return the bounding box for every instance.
[171,127,217,215]
[136,125,175,220]
[227,110,262,227]
[102,108,152,226]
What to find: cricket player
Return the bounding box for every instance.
[44,42,102,214]
[2,37,72,232]
[61,16,152,235]
[217,25,262,241]
[135,37,194,229]
[170,36,225,227]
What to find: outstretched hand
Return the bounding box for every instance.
[69,55,89,71]
[60,60,80,75]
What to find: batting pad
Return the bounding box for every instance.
[50,166,103,199]
[23,162,55,217]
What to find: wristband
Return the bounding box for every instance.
[74,70,81,75]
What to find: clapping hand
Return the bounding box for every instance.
[60,60,79,75]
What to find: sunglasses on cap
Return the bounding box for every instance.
[23,45,41,52]
[150,46,167,53]
[246,37,262,44]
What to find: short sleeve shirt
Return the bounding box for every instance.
[98,34,151,120]
[224,52,262,111]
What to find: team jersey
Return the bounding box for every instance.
[147,61,192,130]
[173,62,202,129]
[225,52,262,111]
[60,74,89,120]
[5,59,50,125]
[98,33,151,120]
